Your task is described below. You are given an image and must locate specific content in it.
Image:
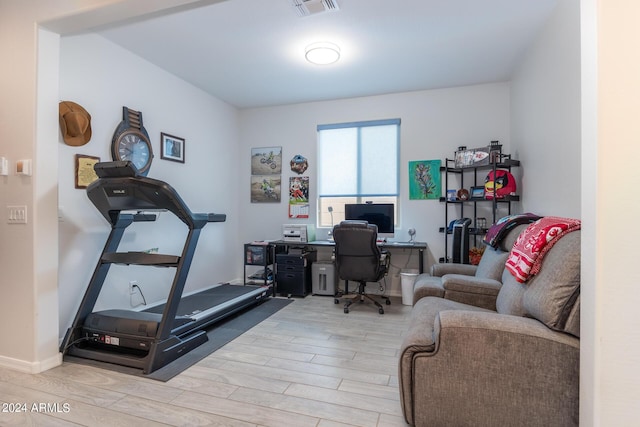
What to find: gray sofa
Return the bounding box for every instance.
[399,226,580,426]
[412,224,527,310]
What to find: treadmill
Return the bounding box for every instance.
[60,161,270,374]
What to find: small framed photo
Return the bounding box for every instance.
[160,132,185,163]
[75,154,100,189]
[470,186,485,199]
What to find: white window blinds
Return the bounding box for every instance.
[318,119,400,197]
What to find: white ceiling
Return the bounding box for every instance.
[96,0,558,109]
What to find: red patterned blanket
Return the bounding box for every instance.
[505,217,581,283]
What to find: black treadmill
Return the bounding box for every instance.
[60,161,270,374]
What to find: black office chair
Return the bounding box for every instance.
[332,220,391,314]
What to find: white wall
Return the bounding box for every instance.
[512,0,640,424]
[58,34,241,337]
[238,83,511,294]
[587,0,640,425]
[0,0,114,373]
[580,2,598,423]
[510,0,581,218]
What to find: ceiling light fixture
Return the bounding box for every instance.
[305,42,340,65]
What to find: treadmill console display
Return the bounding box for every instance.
[94,160,139,178]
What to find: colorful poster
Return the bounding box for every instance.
[409,160,441,200]
[288,176,309,218]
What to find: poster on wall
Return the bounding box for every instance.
[288,176,309,218]
[409,160,441,200]
[251,175,281,203]
[251,146,282,175]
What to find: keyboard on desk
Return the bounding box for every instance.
[373,241,415,246]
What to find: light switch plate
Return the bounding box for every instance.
[0,157,8,176]
[7,205,27,224]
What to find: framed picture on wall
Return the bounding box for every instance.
[251,146,282,175]
[160,132,185,163]
[408,160,441,200]
[74,154,100,189]
[470,186,485,199]
[251,175,281,203]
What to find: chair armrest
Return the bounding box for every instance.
[405,310,579,426]
[431,263,477,277]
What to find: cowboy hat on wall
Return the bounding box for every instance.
[59,101,92,146]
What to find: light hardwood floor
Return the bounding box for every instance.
[0,295,412,426]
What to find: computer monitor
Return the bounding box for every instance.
[344,203,395,239]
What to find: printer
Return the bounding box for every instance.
[282,224,315,242]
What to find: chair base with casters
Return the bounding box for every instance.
[334,280,391,314]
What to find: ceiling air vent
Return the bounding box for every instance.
[291,0,340,17]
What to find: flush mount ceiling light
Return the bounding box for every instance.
[305,42,340,65]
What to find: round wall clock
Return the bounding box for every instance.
[111,106,153,175]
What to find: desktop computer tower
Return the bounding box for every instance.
[312,262,337,296]
[452,218,472,264]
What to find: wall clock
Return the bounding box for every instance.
[111,106,153,176]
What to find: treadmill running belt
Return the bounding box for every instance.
[143,284,260,317]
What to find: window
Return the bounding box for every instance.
[317,119,400,227]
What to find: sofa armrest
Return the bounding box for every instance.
[406,310,579,426]
[431,263,477,277]
[435,310,580,348]
[442,274,502,295]
[441,274,502,310]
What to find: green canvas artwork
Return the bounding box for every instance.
[409,160,441,200]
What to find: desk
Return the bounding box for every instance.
[273,240,428,274]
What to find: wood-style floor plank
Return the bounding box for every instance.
[0,295,411,426]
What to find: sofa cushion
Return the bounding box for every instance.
[496,230,581,337]
[496,269,528,316]
[563,296,580,338]
[474,247,509,280]
[522,231,581,336]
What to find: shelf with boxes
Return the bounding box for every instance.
[244,242,282,288]
[439,143,520,264]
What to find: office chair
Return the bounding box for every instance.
[332,220,391,314]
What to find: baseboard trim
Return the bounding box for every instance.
[0,352,62,374]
